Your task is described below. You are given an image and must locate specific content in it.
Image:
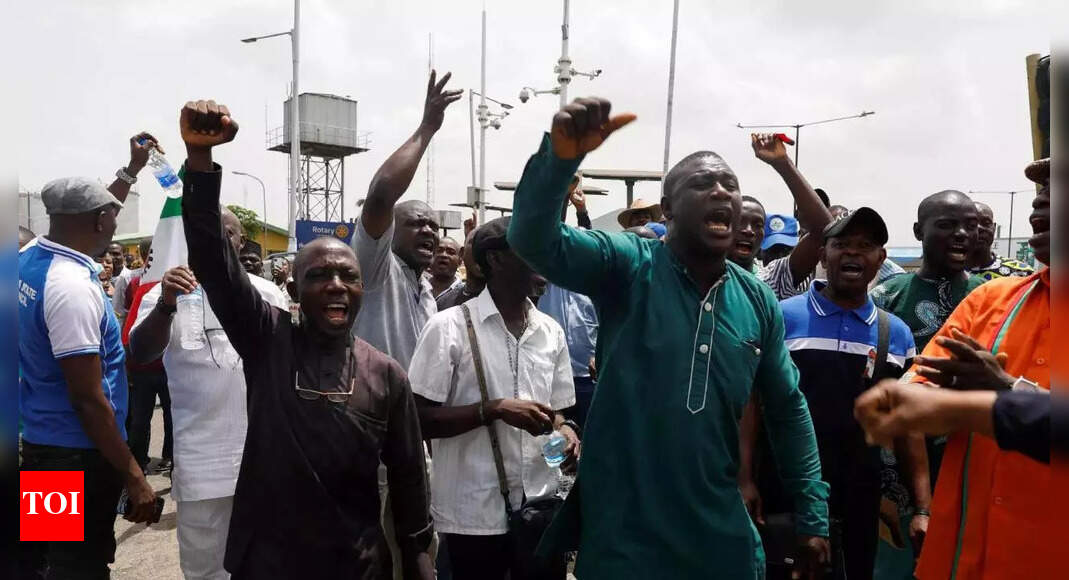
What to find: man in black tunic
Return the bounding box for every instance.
[178,98,434,580]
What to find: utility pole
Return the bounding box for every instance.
[662,0,680,174]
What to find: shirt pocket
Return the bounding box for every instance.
[723,337,763,413]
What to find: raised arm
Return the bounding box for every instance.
[507,98,636,296]
[179,99,275,361]
[361,71,462,239]
[751,134,833,285]
[108,132,162,204]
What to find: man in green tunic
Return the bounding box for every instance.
[507,98,830,579]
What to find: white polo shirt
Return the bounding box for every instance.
[408,289,575,535]
[132,275,289,502]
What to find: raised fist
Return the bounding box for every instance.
[180,100,239,150]
[550,97,635,160]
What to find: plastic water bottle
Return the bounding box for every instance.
[139,139,182,193]
[177,287,206,350]
[542,431,567,468]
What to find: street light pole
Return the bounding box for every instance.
[662,0,680,174]
[240,2,300,252]
[736,111,875,169]
[558,0,571,108]
[478,7,488,224]
[232,171,269,255]
[288,0,301,252]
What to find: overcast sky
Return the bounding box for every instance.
[12,0,1060,246]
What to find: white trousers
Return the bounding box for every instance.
[177,496,234,580]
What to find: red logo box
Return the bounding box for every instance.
[20,471,84,541]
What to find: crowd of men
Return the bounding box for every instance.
[16,67,1057,580]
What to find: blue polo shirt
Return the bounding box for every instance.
[18,237,128,448]
[781,281,915,439]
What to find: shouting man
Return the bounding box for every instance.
[178,99,433,579]
[508,98,829,579]
[352,70,461,369]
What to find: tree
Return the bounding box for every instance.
[226,204,262,238]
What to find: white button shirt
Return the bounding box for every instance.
[132,274,289,502]
[408,289,576,535]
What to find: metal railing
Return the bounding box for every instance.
[266,124,372,150]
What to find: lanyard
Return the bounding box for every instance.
[950,277,1039,580]
[988,278,1040,354]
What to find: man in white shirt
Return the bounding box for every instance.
[408,217,579,580]
[129,207,288,580]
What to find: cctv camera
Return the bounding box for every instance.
[519,89,530,103]
[491,119,502,130]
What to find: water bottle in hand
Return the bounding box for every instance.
[139,139,182,193]
[542,431,567,468]
[177,286,206,350]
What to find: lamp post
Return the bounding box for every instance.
[241,0,300,252]
[969,188,1032,255]
[518,0,601,109]
[470,8,513,224]
[662,0,680,174]
[232,171,269,255]
[736,111,875,168]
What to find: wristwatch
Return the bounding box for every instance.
[560,419,582,438]
[155,296,177,316]
[115,167,137,185]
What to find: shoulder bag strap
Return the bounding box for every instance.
[875,308,891,380]
[461,304,514,519]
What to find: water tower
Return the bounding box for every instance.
[267,93,371,222]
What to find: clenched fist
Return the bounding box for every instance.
[550,97,636,160]
[180,100,239,150]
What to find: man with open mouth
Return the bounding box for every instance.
[868,189,983,576]
[901,156,1056,580]
[507,97,831,579]
[351,69,462,370]
[426,237,463,300]
[768,208,928,580]
[179,99,434,579]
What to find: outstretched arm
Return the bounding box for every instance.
[507,98,637,296]
[361,71,462,239]
[179,99,275,361]
[751,133,832,285]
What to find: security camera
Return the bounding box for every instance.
[594,68,603,76]
[519,88,530,103]
[490,119,502,130]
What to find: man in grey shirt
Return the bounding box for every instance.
[352,70,462,369]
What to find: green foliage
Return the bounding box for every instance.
[226,204,261,237]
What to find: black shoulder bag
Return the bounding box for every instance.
[461,305,566,580]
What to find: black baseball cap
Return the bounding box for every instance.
[822,206,888,246]
[471,216,512,272]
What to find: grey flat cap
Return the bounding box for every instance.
[41,177,123,215]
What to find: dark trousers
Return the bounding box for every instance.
[444,533,566,580]
[566,376,596,429]
[19,442,124,580]
[831,485,881,580]
[126,368,172,467]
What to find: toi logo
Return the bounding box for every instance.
[21,471,84,541]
